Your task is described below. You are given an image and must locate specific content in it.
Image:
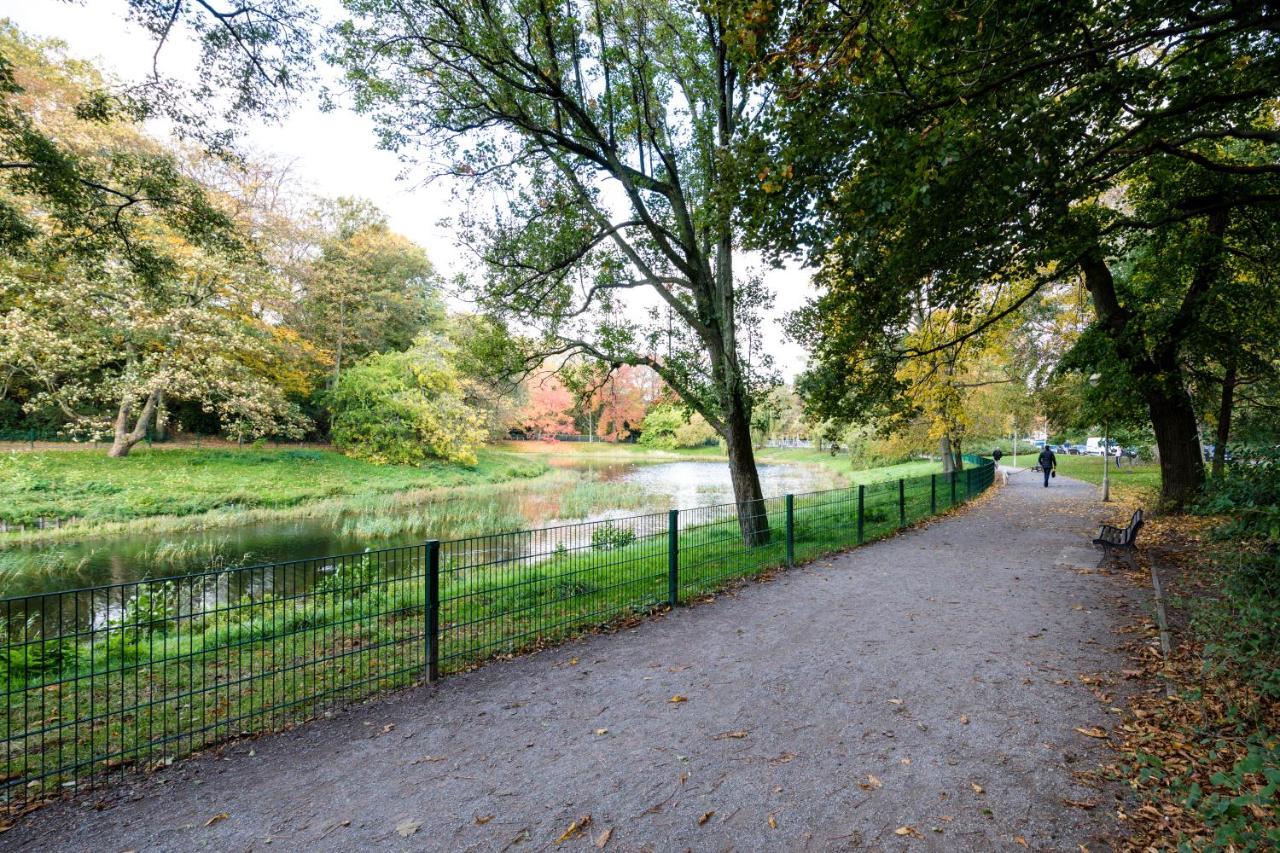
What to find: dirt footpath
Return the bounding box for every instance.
[7,472,1142,851]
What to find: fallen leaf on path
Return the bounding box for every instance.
[971,783,985,795]
[713,730,748,739]
[768,815,778,829]
[1074,727,1108,739]
[894,826,922,838]
[668,695,688,704]
[557,815,592,843]
[900,758,912,765]
[1062,798,1097,809]
[395,819,421,838]
[594,728,609,736]
[475,815,494,825]
[940,815,954,822]
[204,813,229,828]
[698,811,714,825]
[668,665,689,672]
[1015,835,1029,847]
[959,715,970,725]
[768,752,796,765]
[858,774,883,790]
[888,698,903,705]
[380,723,395,734]
[594,827,612,848]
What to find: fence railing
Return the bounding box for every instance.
[1,457,994,803]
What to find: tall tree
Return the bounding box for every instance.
[288,198,442,387]
[1,25,308,456]
[746,0,1280,506]
[334,0,777,541]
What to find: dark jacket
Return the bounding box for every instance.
[1038,448,1057,469]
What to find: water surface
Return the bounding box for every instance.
[0,457,842,598]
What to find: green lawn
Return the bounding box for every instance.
[1047,453,1163,502]
[0,447,548,530]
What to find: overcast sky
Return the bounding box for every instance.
[9,0,814,377]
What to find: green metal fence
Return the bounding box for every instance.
[1,457,994,803]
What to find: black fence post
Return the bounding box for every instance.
[950,471,956,505]
[425,540,440,682]
[857,485,865,545]
[667,509,679,606]
[785,494,795,568]
[898,478,906,527]
[930,474,937,515]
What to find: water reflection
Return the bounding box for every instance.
[0,458,842,599]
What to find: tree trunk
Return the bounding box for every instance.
[1212,359,1237,479]
[723,400,770,547]
[1079,247,1211,507]
[1143,376,1205,507]
[154,390,168,442]
[107,390,160,458]
[940,435,955,473]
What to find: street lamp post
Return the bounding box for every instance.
[1088,373,1111,502]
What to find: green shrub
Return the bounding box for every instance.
[327,335,486,465]
[638,404,718,449]
[1192,446,1280,697]
[591,522,636,550]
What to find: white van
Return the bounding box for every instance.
[1084,437,1108,455]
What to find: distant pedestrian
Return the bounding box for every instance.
[1113,445,1123,469]
[1038,446,1057,487]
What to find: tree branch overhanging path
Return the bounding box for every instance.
[333,0,777,543]
[757,0,1280,507]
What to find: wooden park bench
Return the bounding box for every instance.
[1093,508,1143,565]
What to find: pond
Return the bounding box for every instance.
[0,457,844,600]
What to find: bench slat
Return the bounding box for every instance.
[1093,509,1144,552]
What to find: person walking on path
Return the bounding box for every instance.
[1038,446,1057,487]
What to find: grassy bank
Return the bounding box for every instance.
[1035,453,1162,502]
[500,439,943,484]
[0,447,548,539]
[2,464,993,800]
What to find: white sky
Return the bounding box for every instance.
[8,0,814,377]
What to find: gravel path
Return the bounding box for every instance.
[8,472,1141,851]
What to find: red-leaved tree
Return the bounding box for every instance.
[515,374,577,438]
[592,365,661,441]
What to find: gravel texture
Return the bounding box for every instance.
[7,471,1141,851]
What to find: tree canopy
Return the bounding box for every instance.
[747,0,1280,505]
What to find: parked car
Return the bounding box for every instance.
[1202,444,1235,463]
